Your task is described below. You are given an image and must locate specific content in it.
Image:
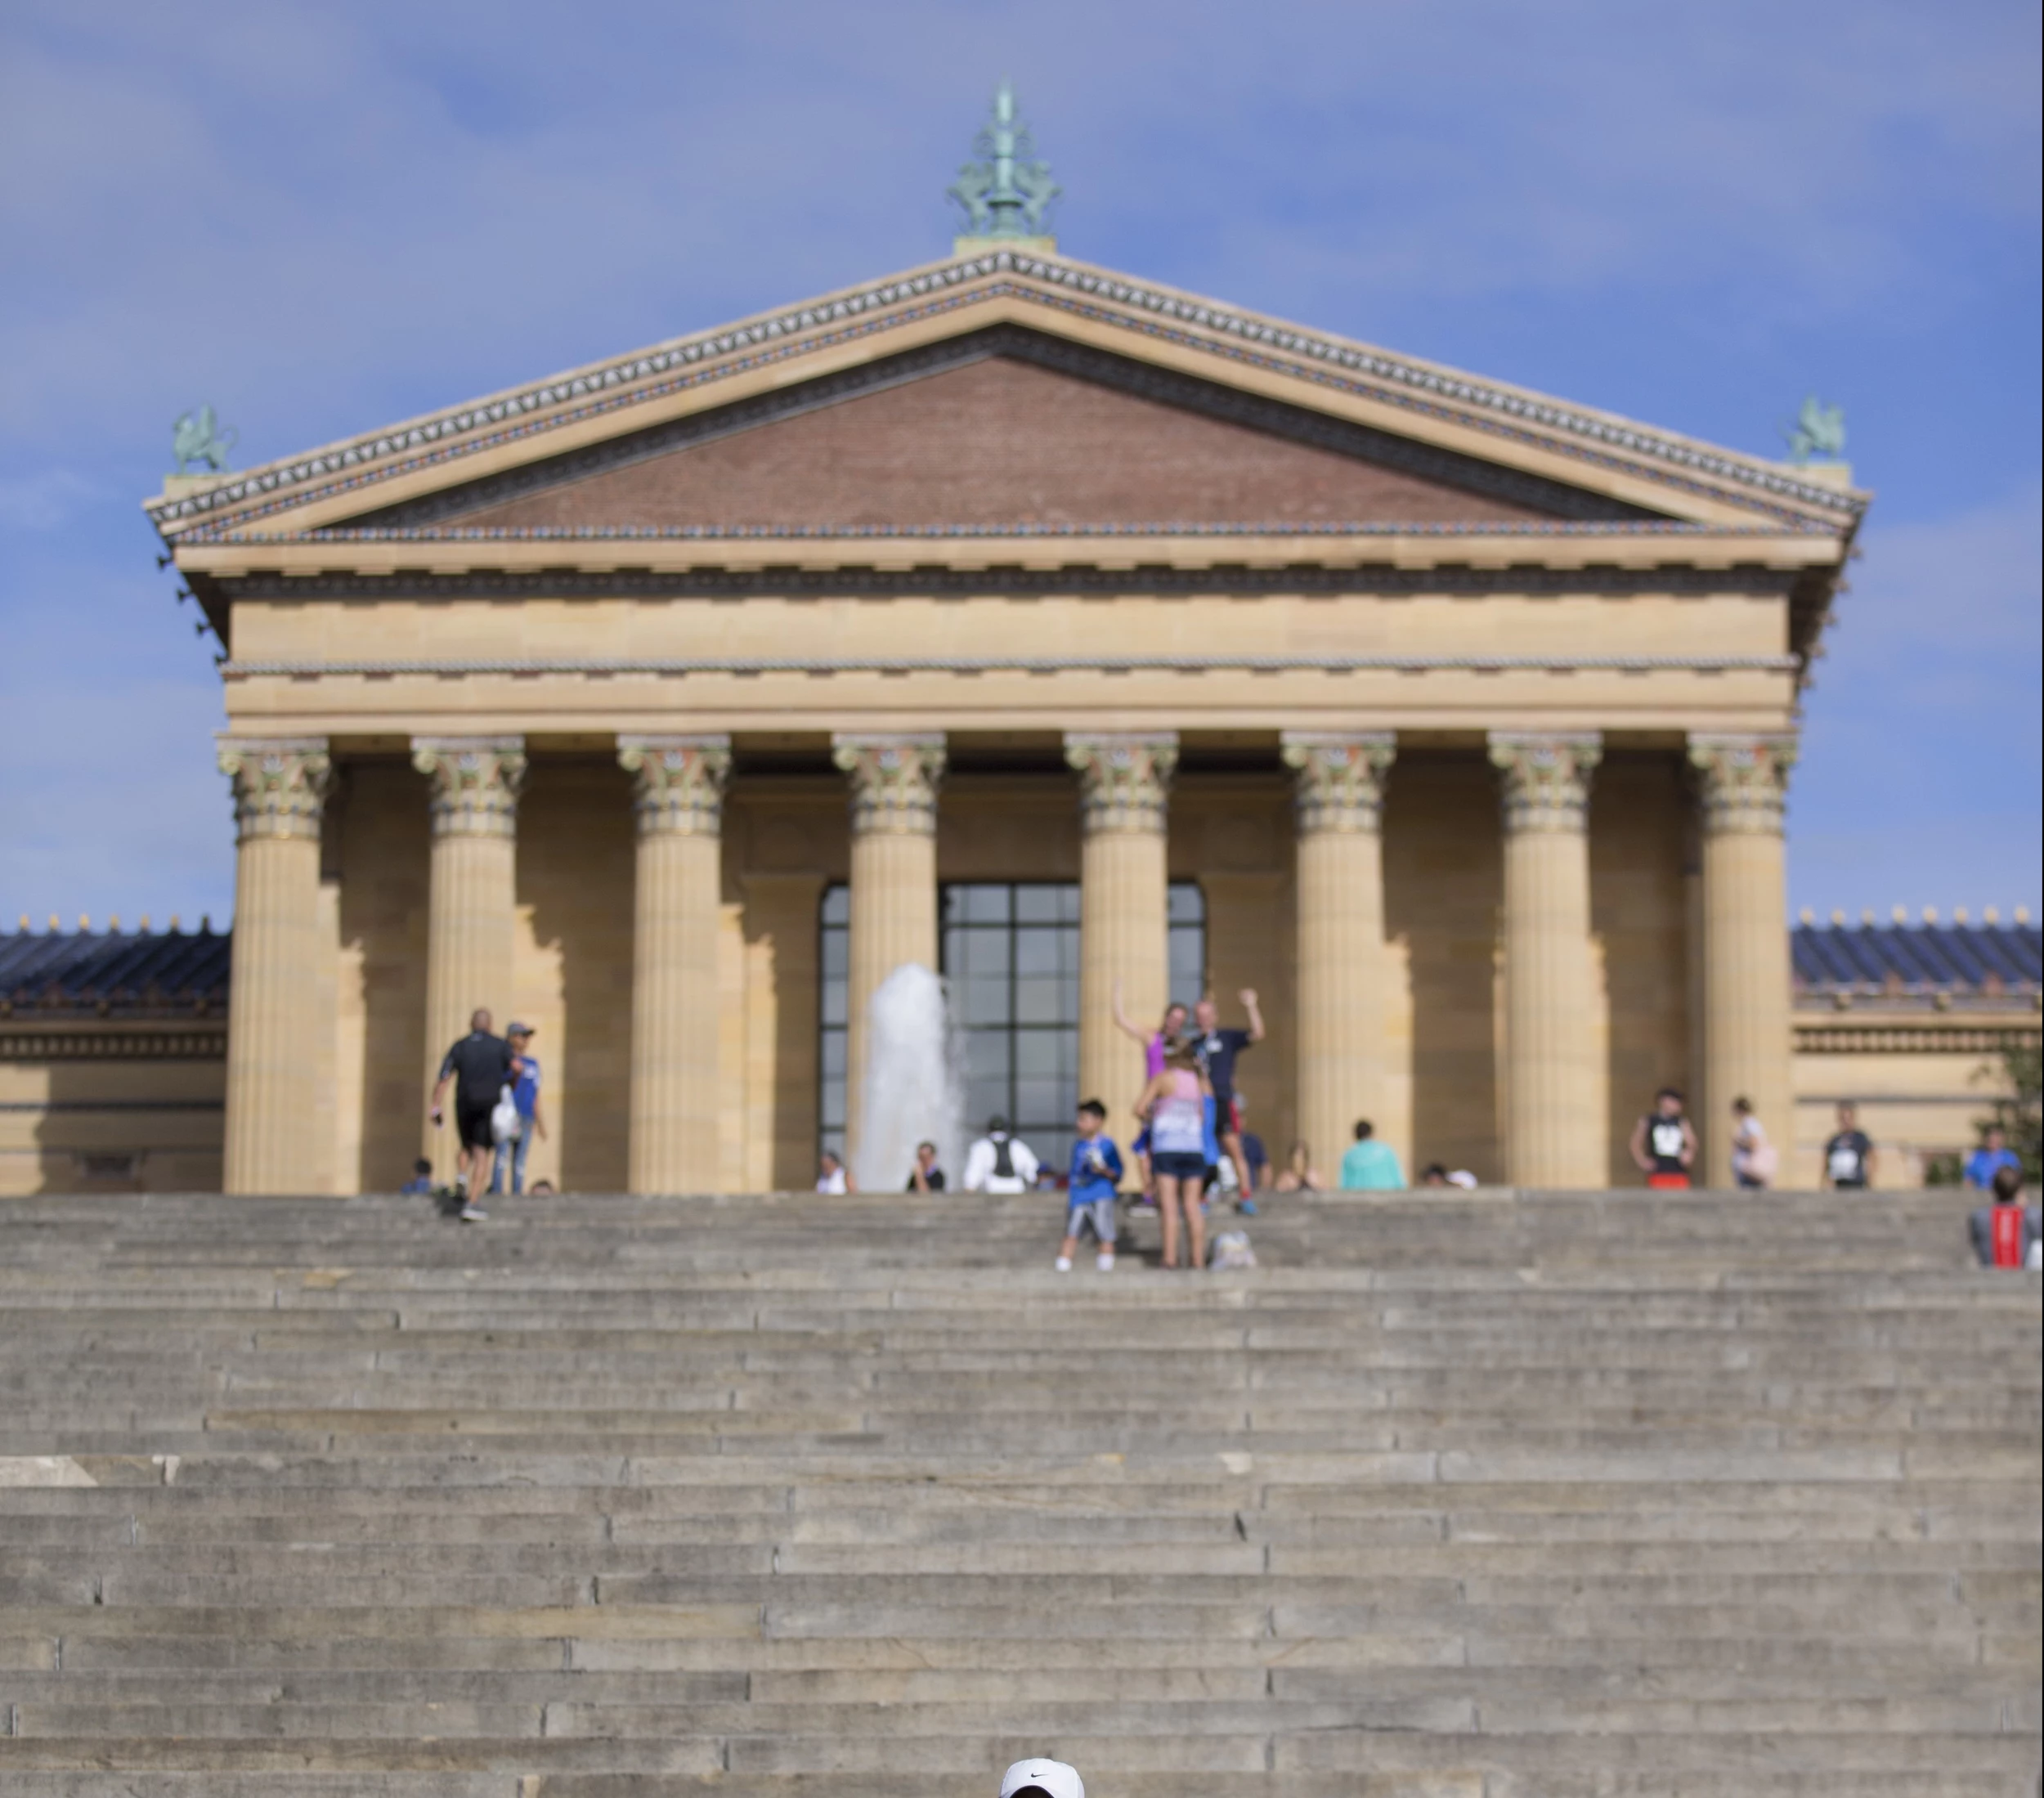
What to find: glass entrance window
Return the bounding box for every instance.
[817,879,1207,1178]
[946,883,1082,1175]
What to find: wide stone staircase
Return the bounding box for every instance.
[0,1186,2037,1796]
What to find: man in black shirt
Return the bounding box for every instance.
[1192,989,1265,1205]
[430,1008,514,1220]
[1823,1102,1876,1190]
[1628,1087,1697,1189]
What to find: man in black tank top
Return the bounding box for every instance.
[1628,1087,1697,1190]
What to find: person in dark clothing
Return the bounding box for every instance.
[1629,1087,1697,1190]
[1823,1102,1876,1190]
[429,1008,513,1220]
[906,1141,948,1192]
[1192,989,1265,1203]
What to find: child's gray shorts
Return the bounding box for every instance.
[1064,1197,1118,1244]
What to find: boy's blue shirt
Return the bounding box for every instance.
[512,1056,541,1117]
[1069,1135,1123,1204]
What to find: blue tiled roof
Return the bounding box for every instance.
[0,926,231,1015]
[1793,919,2041,996]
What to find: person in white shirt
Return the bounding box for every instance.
[961,1115,1039,1193]
[815,1150,851,1195]
[1729,1096,1778,1189]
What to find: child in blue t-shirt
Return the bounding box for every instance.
[1058,1099,1124,1273]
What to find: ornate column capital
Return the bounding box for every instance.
[1689,733,1797,835]
[1281,731,1396,833]
[1488,732,1602,833]
[217,736,332,842]
[1064,733,1178,834]
[410,737,527,839]
[619,734,731,837]
[831,734,947,836]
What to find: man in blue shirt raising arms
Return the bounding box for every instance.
[1057,1100,1125,1273]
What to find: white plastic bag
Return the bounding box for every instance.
[1209,1230,1257,1271]
[491,1084,522,1145]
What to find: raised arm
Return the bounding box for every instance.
[1239,989,1266,1044]
[1111,979,1149,1048]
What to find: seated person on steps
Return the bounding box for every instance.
[963,1115,1038,1193]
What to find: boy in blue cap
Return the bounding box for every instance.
[1057,1099,1123,1272]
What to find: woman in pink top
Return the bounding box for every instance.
[1135,1041,1213,1271]
[1115,985,1187,1198]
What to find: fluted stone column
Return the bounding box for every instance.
[1689,733,1797,1186]
[619,736,731,1194]
[831,735,946,1161]
[412,737,526,1177]
[1282,732,1396,1175]
[1066,734,1177,1159]
[217,738,332,1195]
[1489,732,1604,1188]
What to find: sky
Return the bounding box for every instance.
[2,0,2038,931]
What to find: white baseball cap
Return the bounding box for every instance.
[1001,1760,1084,1798]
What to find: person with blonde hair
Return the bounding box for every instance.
[1135,1038,1213,1271]
[1273,1140,1322,1193]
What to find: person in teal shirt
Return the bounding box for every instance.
[1338,1119,1405,1190]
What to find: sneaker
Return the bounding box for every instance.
[1236,1199,1258,1216]
[1096,1253,1114,1272]
[459,1203,489,1222]
[1054,1256,1073,1272]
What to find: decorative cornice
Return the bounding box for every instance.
[224,651,1800,681]
[212,565,1805,603]
[831,734,947,836]
[1689,733,1797,835]
[617,734,732,837]
[1794,1024,2041,1056]
[410,737,527,839]
[1488,732,1602,833]
[148,254,1860,540]
[0,1029,227,1060]
[208,518,1781,544]
[1280,733,1397,833]
[215,737,331,843]
[1065,733,1179,834]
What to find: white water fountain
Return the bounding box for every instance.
[854,962,965,1195]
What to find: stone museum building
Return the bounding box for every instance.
[135,226,1885,1197]
[46,139,2032,1201]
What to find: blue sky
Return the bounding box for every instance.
[3,0,2038,929]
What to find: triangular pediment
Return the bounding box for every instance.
[347,327,1647,534]
[148,250,1866,545]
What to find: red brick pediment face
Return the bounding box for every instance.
[378,333,1650,533]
